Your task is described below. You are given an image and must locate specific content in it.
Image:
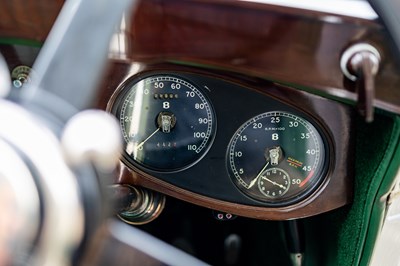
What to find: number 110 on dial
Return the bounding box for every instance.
[115,75,216,172]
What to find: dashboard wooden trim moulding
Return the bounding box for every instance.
[2,0,400,113]
[102,62,355,220]
[126,0,400,114]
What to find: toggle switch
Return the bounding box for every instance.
[340,43,381,122]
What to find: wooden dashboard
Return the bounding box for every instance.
[99,62,355,220]
[1,0,399,220]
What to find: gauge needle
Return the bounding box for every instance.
[135,127,160,151]
[247,162,269,189]
[261,176,287,190]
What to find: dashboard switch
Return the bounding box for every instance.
[340,43,381,122]
[212,210,237,221]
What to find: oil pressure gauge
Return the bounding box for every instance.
[110,75,216,172]
[227,111,328,206]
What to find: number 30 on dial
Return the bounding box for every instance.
[227,111,328,206]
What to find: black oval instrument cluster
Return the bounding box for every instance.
[108,71,332,208]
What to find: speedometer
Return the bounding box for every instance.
[110,74,216,172]
[227,111,328,206]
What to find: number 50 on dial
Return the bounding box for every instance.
[227,111,328,206]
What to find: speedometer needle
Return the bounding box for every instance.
[261,176,287,190]
[135,127,160,151]
[247,162,269,189]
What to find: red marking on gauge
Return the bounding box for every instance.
[299,170,315,187]
[287,159,302,167]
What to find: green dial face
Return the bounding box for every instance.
[227,111,327,205]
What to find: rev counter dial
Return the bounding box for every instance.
[111,75,216,172]
[227,111,328,205]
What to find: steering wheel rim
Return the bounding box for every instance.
[4,1,400,265]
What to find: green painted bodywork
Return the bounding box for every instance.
[0,38,42,47]
[304,113,400,266]
[358,115,400,265]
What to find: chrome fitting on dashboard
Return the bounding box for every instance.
[117,185,166,225]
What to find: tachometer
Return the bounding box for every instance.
[227,111,327,205]
[111,75,216,172]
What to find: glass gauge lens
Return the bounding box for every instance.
[115,75,216,172]
[227,111,327,205]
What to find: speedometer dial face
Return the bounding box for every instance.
[227,111,327,205]
[114,75,216,172]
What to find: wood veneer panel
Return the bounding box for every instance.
[0,0,63,42]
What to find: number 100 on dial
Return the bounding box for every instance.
[113,75,216,172]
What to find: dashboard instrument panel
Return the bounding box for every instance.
[111,75,217,172]
[107,65,355,220]
[0,0,395,220]
[0,42,355,220]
